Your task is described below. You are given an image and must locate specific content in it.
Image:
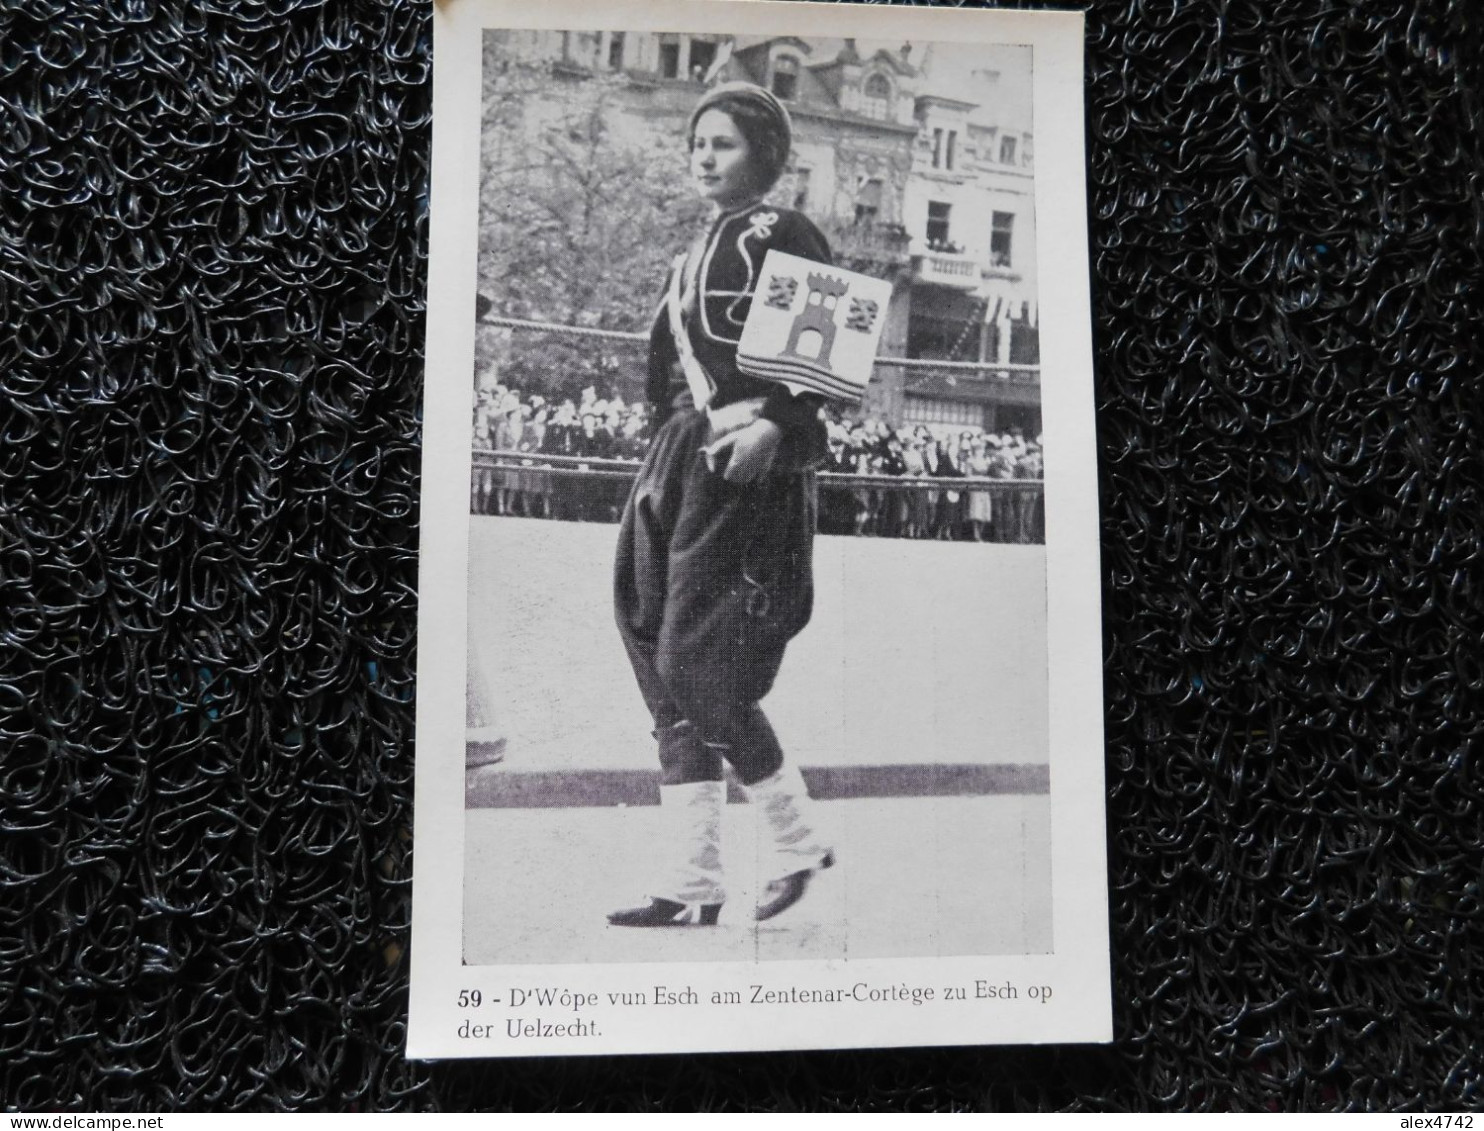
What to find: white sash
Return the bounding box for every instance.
[666,252,715,409]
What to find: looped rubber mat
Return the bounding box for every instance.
[1,0,1480,1113]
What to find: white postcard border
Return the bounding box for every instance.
[410,0,1108,1058]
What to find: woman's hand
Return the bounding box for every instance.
[704,418,783,484]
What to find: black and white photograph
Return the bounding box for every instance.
[412,0,1107,1058]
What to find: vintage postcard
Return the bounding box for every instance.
[410,0,1108,1057]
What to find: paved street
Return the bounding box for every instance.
[465,516,1050,806]
[464,795,1052,966]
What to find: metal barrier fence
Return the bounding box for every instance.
[479,314,1042,383]
[470,449,1045,543]
[472,315,1044,541]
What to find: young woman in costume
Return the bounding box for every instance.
[608,83,836,928]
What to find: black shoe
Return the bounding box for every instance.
[754,851,835,922]
[607,898,722,927]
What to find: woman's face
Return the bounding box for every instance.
[691,109,755,208]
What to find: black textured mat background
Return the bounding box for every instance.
[2,0,1480,1113]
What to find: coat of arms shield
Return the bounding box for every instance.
[736,250,893,405]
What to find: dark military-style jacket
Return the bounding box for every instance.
[648,203,832,466]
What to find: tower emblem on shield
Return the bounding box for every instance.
[737,251,891,405]
[782,273,849,370]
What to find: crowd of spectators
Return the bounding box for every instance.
[471,384,648,522]
[471,383,1044,543]
[819,413,1044,544]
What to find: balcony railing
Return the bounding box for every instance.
[981,259,1021,283]
[912,250,979,290]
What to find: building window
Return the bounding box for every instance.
[608,32,625,70]
[659,39,680,79]
[932,127,958,170]
[793,168,811,211]
[1022,136,1034,167]
[904,395,983,429]
[926,201,951,248]
[772,55,799,100]
[1000,135,1017,164]
[990,211,1014,267]
[854,178,882,225]
[688,40,716,81]
[862,73,891,120]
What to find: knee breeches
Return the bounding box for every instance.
[614,409,816,785]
